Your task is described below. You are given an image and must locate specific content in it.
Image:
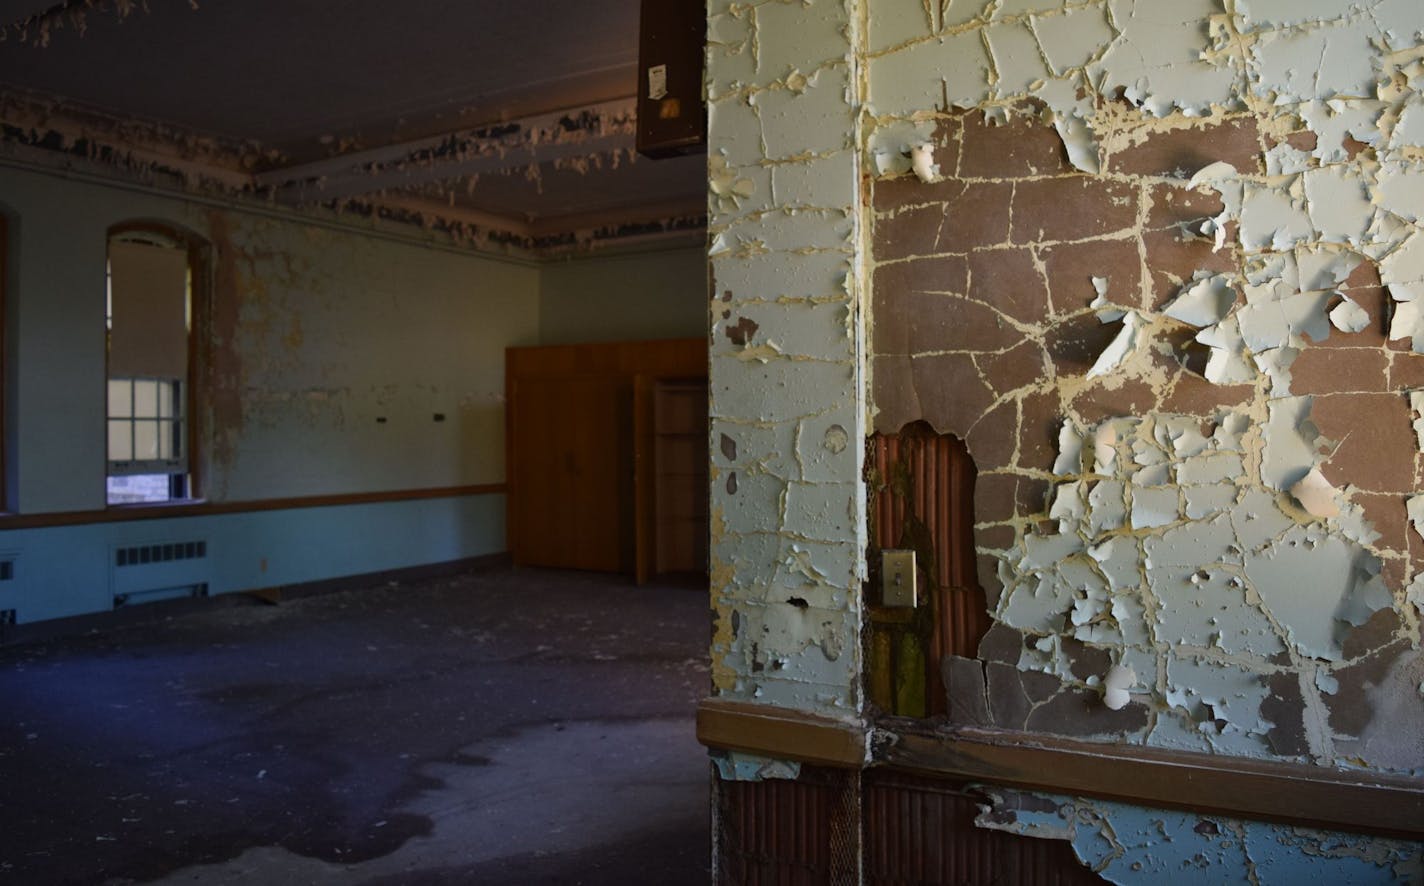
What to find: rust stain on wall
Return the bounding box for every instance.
[204,208,244,486]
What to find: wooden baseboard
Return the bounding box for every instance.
[697,699,1424,839]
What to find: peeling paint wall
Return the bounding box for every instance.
[0,163,538,622]
[976,787,1423,884]
[709,0,1424,879]
[0,165,539,508]
[864,0,1424,777]
[707,0,867,714]
[200,209,536,501]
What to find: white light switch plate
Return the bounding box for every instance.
[882,549,917,608]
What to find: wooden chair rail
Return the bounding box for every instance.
[0,483,506,529]
[697,698,1424,840]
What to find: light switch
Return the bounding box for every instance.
[882,549,917,608]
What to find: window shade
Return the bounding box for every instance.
[108,240,187,379]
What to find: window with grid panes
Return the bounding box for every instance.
[106,232,193,504]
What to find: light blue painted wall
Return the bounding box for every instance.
[0,166,541,623]
[0,495,506,624]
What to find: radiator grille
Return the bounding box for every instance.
[714,767,858,885]
[864,771,1101,886]
[115,540,206,568]
[111,540,211,608]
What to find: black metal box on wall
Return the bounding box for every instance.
[637,0,706,158]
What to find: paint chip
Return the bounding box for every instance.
[910,143,939,183]
[1164,274,1236,327]
[1087,311,1146,378]
[1102,664,1135,710]
[1328,295,1370,333]
[1290,467,1341,519]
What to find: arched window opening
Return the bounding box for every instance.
[105,225,200,505]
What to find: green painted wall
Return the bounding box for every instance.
[538,245,707,345]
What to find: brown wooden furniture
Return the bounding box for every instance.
[649,377,709,576]
[505,339,707,578]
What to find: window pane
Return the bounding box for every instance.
[108,420,132,461]
[108,474,174,505]
[134,420,159,461]
[158,380,174,418]
[108,380,132,418]
[157,420,176,459]
[134,380,159,418]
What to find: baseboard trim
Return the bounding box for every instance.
[0,552,511,645]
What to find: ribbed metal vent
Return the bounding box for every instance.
[869,424,987,716]
[714,768,859,885]
[870,425,984,653]
[115,540,206,568]
[864,771,1101,886]
[110,540,211,608]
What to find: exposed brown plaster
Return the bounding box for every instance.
[1105,117,1266,179]
[725,316,760,347]
[869,96,1422,772]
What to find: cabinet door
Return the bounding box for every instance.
[652,379,709,575]
[509,376,622,571]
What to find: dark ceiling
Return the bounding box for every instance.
[0,0,706,237]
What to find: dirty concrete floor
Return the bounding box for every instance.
[0,568,712,885]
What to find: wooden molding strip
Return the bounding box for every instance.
[697,699,1424,839]
[881,723,1424,839]
[696,698,867,768]
[0,483,507,530]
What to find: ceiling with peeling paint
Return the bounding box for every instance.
[0,0,706,238]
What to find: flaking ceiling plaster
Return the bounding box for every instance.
[0,0,705,236]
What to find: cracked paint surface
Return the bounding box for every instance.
[975,787,1424,884]
[854,0,1424,879]
[854,0,1424,774]
[865,0,1424,778]
[709,0,1424,880]
[707,0,866,714]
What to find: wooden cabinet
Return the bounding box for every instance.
[507,375,624,571]
[506,339,707,577]
[651,379,709,575]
